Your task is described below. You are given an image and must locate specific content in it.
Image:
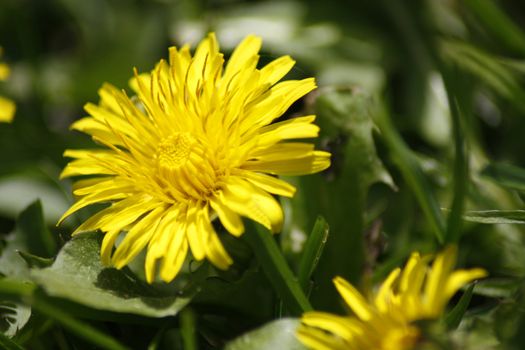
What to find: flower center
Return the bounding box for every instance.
[155,132,219,200]
[157,133,195,170]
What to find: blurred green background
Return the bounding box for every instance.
[2,0,525,349]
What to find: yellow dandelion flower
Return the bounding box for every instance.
[59,33,331,283]
[0,48,15,123]
[297,246,487,350]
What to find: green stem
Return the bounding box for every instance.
[180,307,197,350]
[244,224,312,316]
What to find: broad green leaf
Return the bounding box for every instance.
[462,210,525,224]
[31,232,196,317]
[224,318,306,350]
[480,163,525,193]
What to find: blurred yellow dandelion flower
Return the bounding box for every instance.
[297,246,487,350]
[0,48,15,123]
[59,33,331,283]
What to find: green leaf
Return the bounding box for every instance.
[445,283,476,330]
[0,301,31,338]
[0,200,56,280]
[224,318,307,350]
[462,210,525,224]
[297,216,329,294]
[480,163,525,193]
[30,232,196,317]
[16,200,56,257]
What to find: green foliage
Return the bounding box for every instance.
[1,0,525,348]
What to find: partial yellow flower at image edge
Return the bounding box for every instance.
[297,246,487,350]
[59,33,331,283]
[0,50,15,123]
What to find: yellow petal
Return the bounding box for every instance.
[259,55,295,86]
[210,197,244,236]
[222,34,261,84]
[243,150,331,176]
[444,268,487,301]
[301,312,360,341]
[0,96,15,123]
[333,276,373,321]
[159,224,189,282]
[200,209,233,269]
[241,78,316,133]
[0,63,10,80]
[112,207,164,268]
[254,115,319,149]
[220,177,283,233]
[240,171,296,198]
[374,268,401,312]
[185,206,206,261]
[296,325,347,350]
[58,187,132,225]
[101,229,121,266]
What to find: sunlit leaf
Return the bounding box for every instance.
[462,210,525,224]
[31,232,197,317]
[225,318,306,350]
[0,301,30,338]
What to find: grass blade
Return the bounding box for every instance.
[297,216,329,294]
[445,283,476,330]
